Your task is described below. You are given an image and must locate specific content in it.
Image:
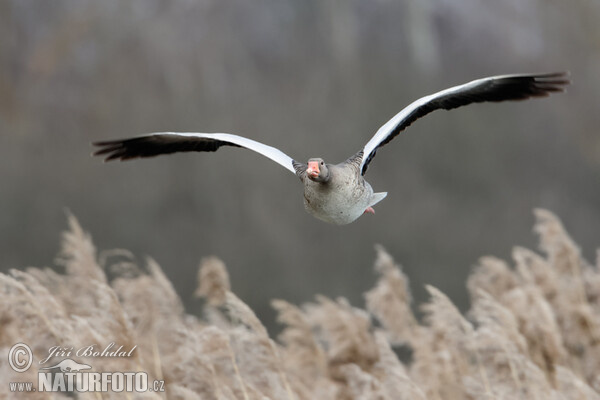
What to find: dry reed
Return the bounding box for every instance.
[1,209,599,399]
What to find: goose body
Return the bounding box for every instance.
[93,72,569,225]
[300,156,387,224]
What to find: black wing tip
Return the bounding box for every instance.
[91,133,237,162]
[90,151,118,163]
[91,139,134,162]
[493,71,571,99]
[532,70,570,82]
[90,151,110,163]
[499,71,570,84]
[533,71,571,86]
[533,71,570,78]
[92,139,118,146]
[533,72,571,96]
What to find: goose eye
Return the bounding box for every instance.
[320,162,324,165]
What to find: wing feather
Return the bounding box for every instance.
[360,72,569,174]
[93,132,298,174]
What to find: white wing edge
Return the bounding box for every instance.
[156,132,297,174]
[359,74,521,171]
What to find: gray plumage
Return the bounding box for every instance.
[297,153,387,224]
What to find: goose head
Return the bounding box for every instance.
[306,158,330,183]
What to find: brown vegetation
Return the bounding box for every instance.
[1,210,599,399]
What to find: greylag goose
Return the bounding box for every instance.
[94,72,569,225]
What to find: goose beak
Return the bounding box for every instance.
[307,161,320,178]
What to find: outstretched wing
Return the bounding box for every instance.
[360,72,569,175]
[93,132,298,174]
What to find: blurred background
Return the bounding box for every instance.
[2,0,599,330]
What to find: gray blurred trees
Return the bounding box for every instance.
[1,0,599,328]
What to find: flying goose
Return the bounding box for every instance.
[94,72,569,225]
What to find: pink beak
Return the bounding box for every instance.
[306,161,320,178]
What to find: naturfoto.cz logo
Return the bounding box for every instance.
[7,343,165,394]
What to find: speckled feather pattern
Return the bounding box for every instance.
[300,153,386,225]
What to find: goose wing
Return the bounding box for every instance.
[360,72,569,175]
[93,132,299,174]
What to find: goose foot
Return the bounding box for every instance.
[364,207,375,215]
